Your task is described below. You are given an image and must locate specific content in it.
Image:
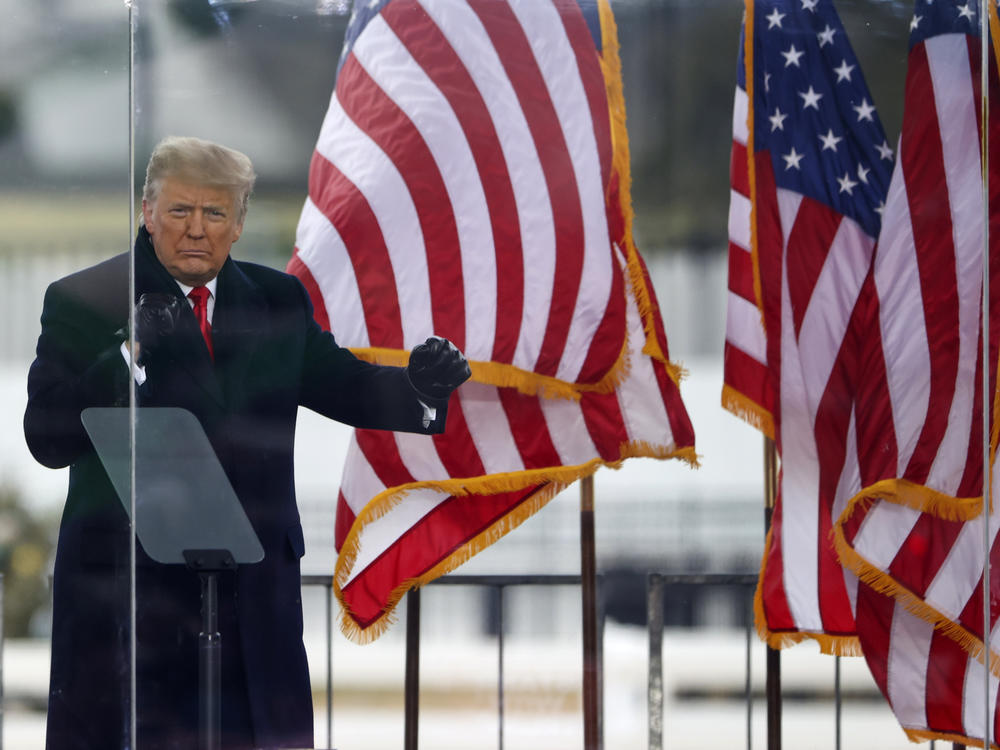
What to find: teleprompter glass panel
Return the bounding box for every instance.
[129,2,352,746]
[113,1,1000,749]
[8,1,134,748]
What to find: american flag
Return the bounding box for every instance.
[289,0,695,640]
[831,2,1000,744]
[724,0,893,653]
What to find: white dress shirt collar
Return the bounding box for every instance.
[175,276,218,323]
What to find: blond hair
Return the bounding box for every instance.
[142,136,257,224]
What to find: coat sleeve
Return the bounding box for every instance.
[23,281,129,469]
[292,281,450,434]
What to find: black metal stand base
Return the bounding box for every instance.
[184,549,237,750]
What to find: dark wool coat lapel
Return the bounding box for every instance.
[134,230,224,407]
[211,257,268,411]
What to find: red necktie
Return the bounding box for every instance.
[188,286,214,359]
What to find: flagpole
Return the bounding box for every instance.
[581,474,600,750]
[404,589,420,750]
[982,2,993,749]
[763,436,781,750]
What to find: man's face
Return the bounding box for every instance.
[142,177,243,287]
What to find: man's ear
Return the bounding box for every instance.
[232,222,244,244]
[141,199,155,235]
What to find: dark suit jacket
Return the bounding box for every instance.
[24,228,449,749]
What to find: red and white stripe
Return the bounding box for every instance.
[291,0,626,388]
[850,475,1000,746]
[724,83,773,431]
[758,181,874,646]
[833,28,1000,747]
[725,29,875,652]
[334,271,694,633]
[841,27,987,651]
[290,0,695,639]
[855,583,1000,746]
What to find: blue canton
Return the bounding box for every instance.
[908,0,981,48]
[743,0,894,238]
[576,0,603,52]
[338,0,391,76]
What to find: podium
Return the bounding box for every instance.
[81,407,264,750]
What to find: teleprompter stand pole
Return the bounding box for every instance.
[184,549,237,750]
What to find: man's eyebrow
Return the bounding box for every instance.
[167,200,227,212]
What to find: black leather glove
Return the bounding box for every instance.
[134,293,182,367]
[406,336,471,399]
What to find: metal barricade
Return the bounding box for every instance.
[646,573,757,750]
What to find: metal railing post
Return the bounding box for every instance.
[746,590,753,750]
[496,585,505,750]
[302,571,769,750]
[326,584,333,749]
[835,656,842,750]
[597,573,605,750]
[647,573,664,750]
[1,573,4,750]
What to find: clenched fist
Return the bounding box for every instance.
[134,293,182,366]
[405,336,471,400]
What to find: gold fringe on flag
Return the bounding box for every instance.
[334,437,697,644]
[597,0,687,387]
[984,0,999,522]
[349,342,632,401]
[834,524,1000,677]
[837,479,983,528]
[832,481,1000,678]
[721,384,774,440]
[905,728,996,750]
[991,1,1000,119]
[904,730,973,748]
[752,526,862,656]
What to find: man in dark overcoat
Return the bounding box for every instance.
[24,136,469,749]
